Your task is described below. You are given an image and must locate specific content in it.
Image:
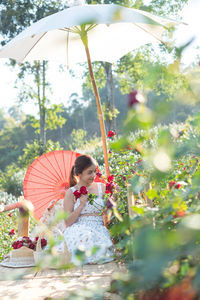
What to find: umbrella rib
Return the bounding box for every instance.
[25,190,56,197]
[26,167,58,183]
[24,186,56,190]
[36,158,62,182]
[132,23,165,45]
[25,172,58,184]
[33,193,62,205]
[44,155,63,181]
[35,195,62,212]
[62,151,67,182]
[21,32,47,62]
[53,151,65,182]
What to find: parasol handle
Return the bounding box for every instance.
[0,202,22,212]
[0,201,30,237]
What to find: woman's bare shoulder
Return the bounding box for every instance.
[65,187,74,199]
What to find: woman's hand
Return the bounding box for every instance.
[79,194,88,207]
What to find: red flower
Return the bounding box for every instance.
[12,241,18,249]
[80,186,88,195]
[73,190,81,200]
[107,175,114,182]
[29,243,35,250]
[177,210,185,217]
[96,171,102,178]
[175,183,181,189]
[8,213,13,217]
[17,241,23,249]
[9,229,15,236]
[106,182,115,195]
[107,130,116,138]
[173,210,186,218]
[108,150,112,154]
[123,176,126,182]
[169,180,176,189]
[41,238,47,248]
[128,90,140,107]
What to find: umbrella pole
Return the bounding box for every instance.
[83,42,110,178]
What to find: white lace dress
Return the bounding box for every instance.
[63,183,114,264]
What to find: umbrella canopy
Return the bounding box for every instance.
[0,4,180,65]
[23,150,104,219]
[0,4,182,178]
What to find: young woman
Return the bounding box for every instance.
[63,155,114,264]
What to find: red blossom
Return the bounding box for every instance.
[169,180,176,189]
[96,171,102,178]
[175,183,181,189]
[9,229,15,236]
[29,243,35,250]
[108,150,112,154]
[123,176,126,182]
[73,190,81,200]
[173,210,186,218]
[107,130,116,138]
[106,182,115,195]
[80,186,88,195]
[128,90,140,107]
[107,175,114,182]
[128,90,145,107]
[8,213,13,217]
[41,238,47,248]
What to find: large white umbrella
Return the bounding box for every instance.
[0,4,181,177]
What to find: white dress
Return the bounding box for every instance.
[63,183,114,264]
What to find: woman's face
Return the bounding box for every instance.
[79,164,96,185]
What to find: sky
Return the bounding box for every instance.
[0,0,200,116]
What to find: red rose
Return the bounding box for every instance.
[41,238,47,248]
[169,180,176,189]
[9,229,15,236]
[106,182,114,195]
[8,213,12,217]
[107,175,114,182]
[108,150,112,154]
[12,241,18,249]
[128,90,140,107]
[80,186,88,195]
[17,241,23,249]
[29,243,35,250]
[123,176,126,181]
[107,130,116,138]
[96,171,102,178]
[73,190,81,199]
[175,183,181,189]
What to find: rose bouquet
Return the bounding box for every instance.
[73,186,102,208]
[12,236,47,251]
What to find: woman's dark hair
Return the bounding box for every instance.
[70,155,97,187]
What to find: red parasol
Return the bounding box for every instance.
[23,150,104,219]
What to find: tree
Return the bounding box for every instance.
[81,0,188,130]
[0,0,67,151]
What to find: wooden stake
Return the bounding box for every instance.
[18,209,29,237]
[127,184,135,218]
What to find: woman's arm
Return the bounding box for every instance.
[63,189,87,227]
